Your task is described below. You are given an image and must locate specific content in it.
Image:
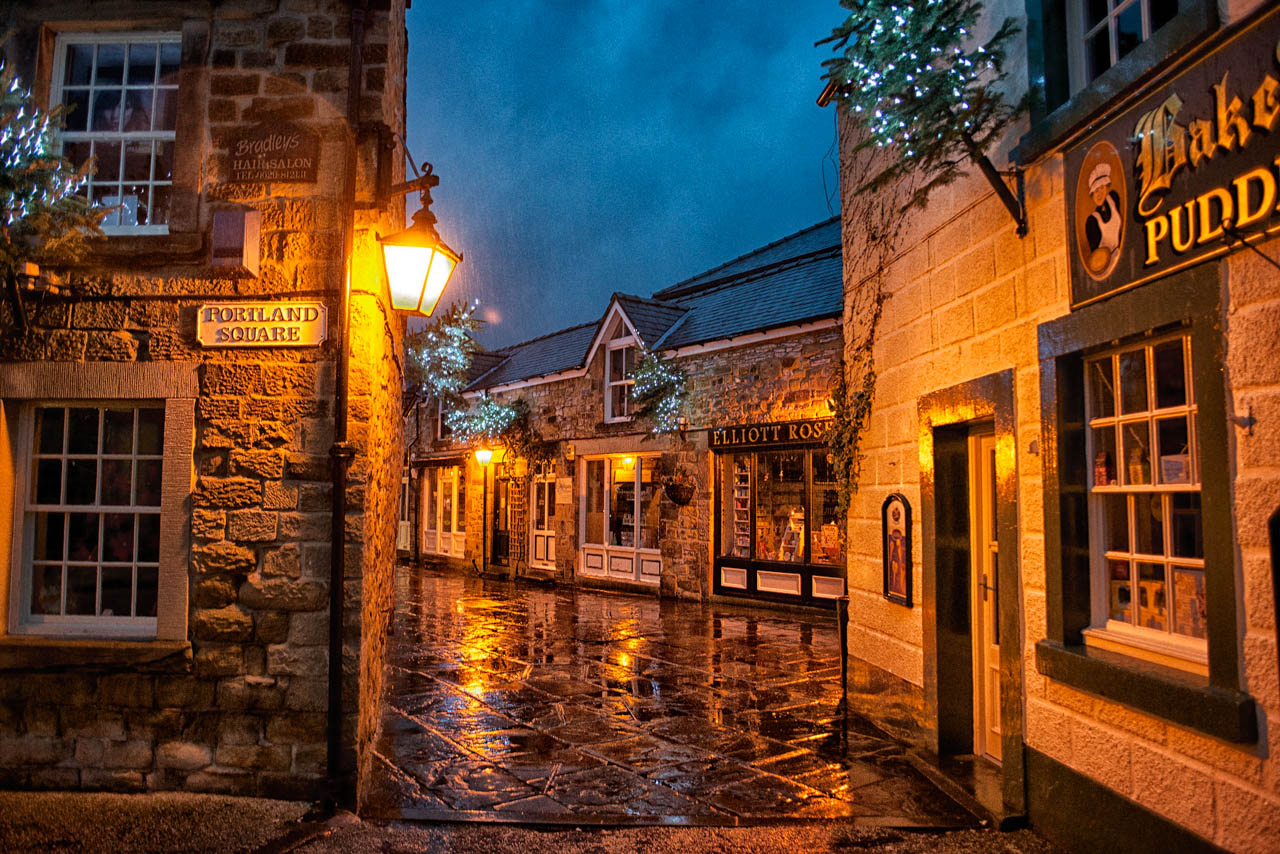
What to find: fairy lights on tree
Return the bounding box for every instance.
[631,348,687,436]
[821,0,1024,215]
[404,300,480,411]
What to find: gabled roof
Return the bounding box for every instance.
[466,217,842,392]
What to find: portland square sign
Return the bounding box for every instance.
[1065,5,1280,307]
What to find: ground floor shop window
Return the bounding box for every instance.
[715,443,843,605]
[579,454,660,584]
[422,466,465,558]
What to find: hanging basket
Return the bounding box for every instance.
[664,481,695,506]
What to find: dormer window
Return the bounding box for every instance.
[604,324,637,423]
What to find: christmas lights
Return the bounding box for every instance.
[631,348,687,435]
[404,300,480,412]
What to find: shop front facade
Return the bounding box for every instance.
[410,218,845,609]
[828,0,1280,849]
[0,0,412,802]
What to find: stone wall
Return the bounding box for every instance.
[0,0,407,801]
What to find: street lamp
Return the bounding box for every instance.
[380,162,462,317]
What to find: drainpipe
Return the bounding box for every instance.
[327,0,367,813]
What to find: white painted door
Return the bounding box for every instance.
[530,475,556,569]
[969,431,1002,763]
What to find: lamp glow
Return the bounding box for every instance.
[380,163,462,317]
[475,448,493,466]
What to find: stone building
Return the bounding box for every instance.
[0,0,411,804]
[410,218,847,608]
[826,0,1280,850]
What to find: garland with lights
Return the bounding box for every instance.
[631,348,687,436]
[821,0,1024,215]
[0,62,105,326]
[404,300,481,412]
[446,396,555,466]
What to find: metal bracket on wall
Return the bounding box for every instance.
[974,154,1028,238]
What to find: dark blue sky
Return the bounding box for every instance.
[404,1,843,349]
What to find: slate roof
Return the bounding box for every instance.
[466,217,841,391]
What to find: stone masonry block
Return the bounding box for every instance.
[267,644,327,678]
[216,676,283,711]
[217,713,261,747]
[239,576,326,611]
[287,611,327,646]
[193,605,255,642]
[263,481,299,511]
[155,741,212,770]
[256,611,290,643]
[194,645,243,677]
[193,477,261,509]
[265,712,326,744]
[103,740,154,770]
[99,675,155,708]
[193,540,257,577]
[61,708,124,740]
[192,509,227,541]
[194,577,237,609]
[215,744,291,771]
[228,509,279,542]
[230,449,285,479]
[210,73,260,97]
[155,678,214,710]
[262,545,301,578]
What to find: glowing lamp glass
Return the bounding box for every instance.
[381,238,459,316]
[474,448,493,466]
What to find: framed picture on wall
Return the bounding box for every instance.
[882,493,912,607]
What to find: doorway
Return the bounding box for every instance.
[492,477,511,566]
[969,430,1001,764]
[530,468,556,571]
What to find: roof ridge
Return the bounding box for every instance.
[655,216,840,298]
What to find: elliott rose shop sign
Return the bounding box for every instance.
[1065,5,1280,307]
[710,418,831,449]
[227,122,320,184]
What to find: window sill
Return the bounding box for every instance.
[85,231,206,265]
[1035,639,1255,743]
[0,635,191,673]
[1017,5,1217,163]
[1083,624,1207,676]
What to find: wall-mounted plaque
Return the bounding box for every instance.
[228,122,320,184]
[197,302,328,347]
[882,493,912,607]
[1064,5,1280,308]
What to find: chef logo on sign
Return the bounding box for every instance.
[1074,140,1127,281]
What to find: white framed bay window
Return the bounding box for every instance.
[579,455,660,584]
[604,339,637,423]
[1084,331,1205,671]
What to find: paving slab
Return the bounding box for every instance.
[363,565,976,827]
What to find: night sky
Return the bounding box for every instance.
[404,0,844,350]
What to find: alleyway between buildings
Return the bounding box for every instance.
[363,564,975,827]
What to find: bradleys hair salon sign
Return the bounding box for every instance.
[710,418,832,449]
[228,122,319,184]
[197,302,327,347]
[1065,6,1280,307]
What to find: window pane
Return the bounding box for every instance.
[755,451,805,562]
[65,44,95,86]
[66,459,98,505]
[722,454,751,559]
[68,408,99,454]
[441,474,453,533]
[120,185,147,227]
[34,513,65,561]
[126,43,157,85]
[150,186,172,228]
[1086,28,1112,80]
[66,565,98,615]
[1116,1,1143,60]
[455,469,466,532]
[158,42,181,81]
[91,89,124,132]
[1172,567,1206,639]
[610,457,636,547]
[62,89,91,132]
[811,452,843,566]
[1109,559,1132,622]
[153,141,175,181]
[638,462,660,549]
[1122,422,1151,486]
[609,349,626,383]
[137,408,164,454]
[103,513,134,562]
[1091,426,1117,487]
[123,141,153,181]
[535,478,547,527]
[35,459,63,505]
[611,383,629,418]
[1155,416,1190,485]
[424,471,437,531]
[1101,492,1128,553]
[35,408,65,455]
[1088,358,1116,419]
[68,513,99,561]
[544,479,554,521]
[1170,493,1202,558]
[103,408,134,454]
[100,566,132,616]
[1133,493,1164,556]
[586,460,605,545]
[1152,339,1186,408]
[1118,350,1148,414]
[136,567,158,617]
[1150,0,1178,32]
[1085,0,1110,30]
[1136,562,1167,630]
[137,514,160,563]
[101,459,133,505]
[31,564,62,615]
[95,44,126,85]
[135,459,163,506]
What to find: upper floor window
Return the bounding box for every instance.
[1085,332,1204,670]
[52,33,180,234]
[19,404,165,635]
[1072,0,1179,89]
[605,341,637,422]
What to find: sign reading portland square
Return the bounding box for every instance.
[1065,5,1280,307]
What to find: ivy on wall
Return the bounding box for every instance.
[821,0,1024,212]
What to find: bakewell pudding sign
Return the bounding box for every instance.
[228,122,319,184]
[1065,6,1280,307]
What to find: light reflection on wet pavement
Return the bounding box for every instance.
[362,565,975,827]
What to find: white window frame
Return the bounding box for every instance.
[50,31,181,236]
[422,466,464,557]
[1067,0,1176,93]
[1083,331,1206,673]
[604,339,637,423]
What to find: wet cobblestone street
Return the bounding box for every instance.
[363,565,976,827]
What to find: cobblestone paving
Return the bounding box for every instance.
[363,565,976,827]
